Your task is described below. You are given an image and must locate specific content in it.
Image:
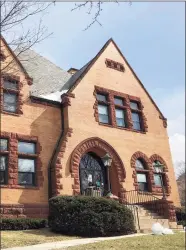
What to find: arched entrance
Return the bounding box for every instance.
[79,152,106,195]
[70,137,126,202]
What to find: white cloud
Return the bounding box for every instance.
[157,90,185,167]
[169,133,185,163]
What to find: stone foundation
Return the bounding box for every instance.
[0,203,49,218]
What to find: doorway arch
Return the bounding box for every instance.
[70,137,126,202]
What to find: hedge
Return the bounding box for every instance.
[48,195,135,237]
[176,206,186,226]
[0,218,48,230]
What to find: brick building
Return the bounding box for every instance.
[0,37,180,226]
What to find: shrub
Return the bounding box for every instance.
[176,206,186,226]
[0,218,48,230]
[48,195,135,237]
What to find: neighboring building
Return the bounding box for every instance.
[0,37,180,224]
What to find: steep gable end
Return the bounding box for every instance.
[0,36,33,85]
[66,38,167,125]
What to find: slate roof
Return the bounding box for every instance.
[18,49,72,97]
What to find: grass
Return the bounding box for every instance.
[1,228,79,249]
[65,232,185,250]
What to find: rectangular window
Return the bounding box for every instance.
[130,101,139,110]
[96,94,107,102]
[154,174,163,186]
[18,141,36,186]
[0,139,8,151]
[18,142,36,154]
[137,173,148,191]
[3,79,18,90]
[0,138,8,185]
[18,158,35,185]
[115,109,125,127]
[0,155,7,184]
[3,92,17,113]
[114,97,123,106]
[132,112,141,131]
[98,104,109,124]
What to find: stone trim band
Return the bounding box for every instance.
[131,151,171,196]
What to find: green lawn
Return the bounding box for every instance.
[66,232,185,250]
[1,228,79,249]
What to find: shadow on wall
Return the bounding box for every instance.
[17,102,61,205]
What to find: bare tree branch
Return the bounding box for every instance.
[71,1,131,31]
[0,0,53,75]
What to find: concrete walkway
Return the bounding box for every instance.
[3,233,149,250]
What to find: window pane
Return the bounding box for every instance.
[0,171,5,184]
[132,112,140,122]
[3,93,17,112]
[18,172,34,185]
[96,94,107,102]
[18,142,36,154]
[0,156,7,171]
[3,80,18,90]
[138,182,148,192]
[98,105,108,115]
[114,97,123,106]
[154,174,162,186]
[130,101,138,110]
[135,160,145,170]
[116,109,124,118]
[0,139,8,151]
[137,173,147,183]
[18,158,35,172]
[133,122,141,131]
[116,118,125,127]
[99,114,109,124]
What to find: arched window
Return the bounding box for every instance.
[135,159,149,192]
[79,152,106,195]
[153,160,165,187]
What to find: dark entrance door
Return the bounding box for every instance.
[79,152,106,195]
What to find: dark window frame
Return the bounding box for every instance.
[2,78,19,114]
[0,138,9,185]
[114,96,127,128]
[96,92,110,125]
[153,161,165,188]
[18,140,37,186]
[135,159,149,192]
[130,101,143,131]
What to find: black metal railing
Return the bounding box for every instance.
[125,190,169,218]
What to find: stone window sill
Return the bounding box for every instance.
[0,184,39,190]
[1,111,20,117]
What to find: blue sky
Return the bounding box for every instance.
[12,2,186,169]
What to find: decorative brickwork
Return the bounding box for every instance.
[150,154,171,195]
[105,58,125,72]
[159,115,168,128]
[131,151,154,192]
[94,86,148,133]
[0,73,23,115]
[0,131,43,189]
[61,93,75,107]
[70,137,126,202]
[0,203,48,218]
[51,128,73,196]
[131,152,170,196]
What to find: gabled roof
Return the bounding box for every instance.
[0,36,32,81]
[63,38,166,120]
[18,49,71,97]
